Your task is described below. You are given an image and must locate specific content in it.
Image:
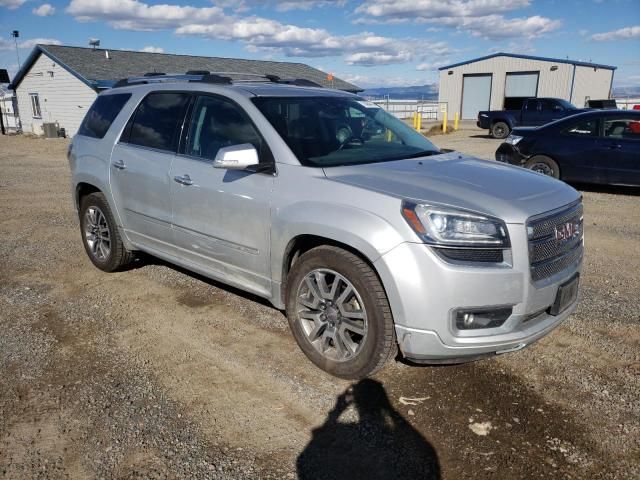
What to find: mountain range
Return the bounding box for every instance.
[360,84,639,100]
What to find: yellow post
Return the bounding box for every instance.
[443,111,448,133]
[417,112,422,132]
[454,112,459,131]
[412,111,417,130]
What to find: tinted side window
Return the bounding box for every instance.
[78,93,131,139]
[603,118,640,140]
[185,96,261,160]
[566,119,598,137]
[128,93,190,151]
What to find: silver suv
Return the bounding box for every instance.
[69,73,583,379]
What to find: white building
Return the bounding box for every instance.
[0,85,20,132]
[10,44,361,136]
[438,53,616,120]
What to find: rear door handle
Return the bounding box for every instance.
[173,174,193,186]
[112,159,126,170]
[606,143,622,150]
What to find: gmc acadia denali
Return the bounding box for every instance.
[69,73,583,379]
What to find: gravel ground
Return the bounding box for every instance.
[1,132,638,479]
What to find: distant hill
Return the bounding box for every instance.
[612,86,640,98]
[360,84,438,100]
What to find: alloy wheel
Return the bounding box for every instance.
[296,268,368,362]
[84,206,111,261]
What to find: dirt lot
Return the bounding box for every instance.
[1,131,638,479]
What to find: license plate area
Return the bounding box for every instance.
[549,274,579,316]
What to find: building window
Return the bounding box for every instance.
[30,93,42,118]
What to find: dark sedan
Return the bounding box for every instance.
[495,110,640,186]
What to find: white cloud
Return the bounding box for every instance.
[354,0,561,40]
[345,51,412,66]
[67,0,225,31]
[19,38,63,49]
[141,46,164,53]
[33,3,55,16]
[276,0,346,11]
[488,41,535,55]
[445,15,562,40]
[416,60,451,71]
[0,0,26,9]
[591,25,640,41]
[0,37,62,50]
[354,0,530,22]
[66,0,453,66]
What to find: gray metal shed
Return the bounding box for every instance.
[437,53,616,120]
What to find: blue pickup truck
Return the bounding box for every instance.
[477,98,589,138]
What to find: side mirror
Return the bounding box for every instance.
[213,143,259,170]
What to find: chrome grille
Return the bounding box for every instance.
[527,201,583,282]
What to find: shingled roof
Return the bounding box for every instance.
[10,44,361,92]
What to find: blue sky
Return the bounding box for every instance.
[1,0,639,89]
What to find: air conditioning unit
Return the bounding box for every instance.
[42,122,58,138]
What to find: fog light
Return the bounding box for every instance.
[455,307,512,330]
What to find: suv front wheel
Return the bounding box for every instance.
[79,192,134,272]
[285,246,396,379]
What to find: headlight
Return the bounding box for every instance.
[505,134,523,145]
[401,202,510,247]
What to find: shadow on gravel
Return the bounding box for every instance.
[297,379,440,480]
[468,134,495,139]
[131,253,278,309]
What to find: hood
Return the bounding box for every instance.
[323,152,580,223]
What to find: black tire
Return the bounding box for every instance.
[524,155,560,179]
[491,121,510,139]
[285,246,396,379]
[79,192,134,272]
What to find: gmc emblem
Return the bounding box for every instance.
[555,221,578,242]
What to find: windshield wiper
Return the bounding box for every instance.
[403,150,442,159]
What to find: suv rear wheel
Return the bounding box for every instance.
[80,192,134,272]
[285,246,396,379]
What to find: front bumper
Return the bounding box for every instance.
[373,224,582,363]
[495,142,526,165]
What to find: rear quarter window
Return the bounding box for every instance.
[78,93,132,139]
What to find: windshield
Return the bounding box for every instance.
[252,96,440,167]
[557,99,577,110]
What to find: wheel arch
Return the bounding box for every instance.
[280,234,383,307]
[75,182,102,210]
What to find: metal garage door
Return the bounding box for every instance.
[505,72,539,97]
[461,74,492,119]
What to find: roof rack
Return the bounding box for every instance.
[110,71,325,89]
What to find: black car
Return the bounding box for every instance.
[496,110,640,186]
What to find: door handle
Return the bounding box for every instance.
[112,159,126,170]
[173,174,193,186]
[606,143,622,150]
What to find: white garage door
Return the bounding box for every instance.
[461,74,492,120]
[505,72,539,97]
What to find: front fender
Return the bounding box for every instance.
[270,201,406,284]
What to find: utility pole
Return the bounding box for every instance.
[12,31,21,70]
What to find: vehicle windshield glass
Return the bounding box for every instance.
[252,96,441,167]
[557,99,576,110]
